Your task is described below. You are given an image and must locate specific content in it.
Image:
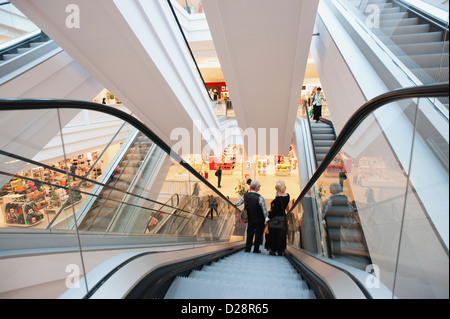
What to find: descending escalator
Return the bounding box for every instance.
[0,30,53,66]
[147,193,196,235]
[311,120,336,166]
[164,250,317,299]
[78,130,156,232]
[148,193,234,240]
[0,84,447,299]
[321,182,372,270]
[347,0,449,108]
[307,118,371,270]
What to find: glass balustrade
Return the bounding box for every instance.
[288,91,449,298]
[167,0,234,119]
[0,106,240,238]
[0,2,40,48]
[0,103,242,297]
[336,0,449,112]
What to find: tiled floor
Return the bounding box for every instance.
[168,164,301,205]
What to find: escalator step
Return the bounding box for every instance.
[164,251,316,299]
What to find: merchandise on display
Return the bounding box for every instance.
[0,150,103,228]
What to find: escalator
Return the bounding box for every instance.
[314,0,449,177]
[321,182,372,270]
[310,120,336,166]
[0,30,54,72]
[0,84,447,299]
[77,130,156,232]
[148,193,234,240]
[164,250,317,299]
[83,242,362,299]
[303,114,372,268]
[349,0,449,88]
[347,0,449,117]
[0,91,239,239]
[2,0,447,301]
[79,83,447,300]
[292,83,449,298]
[147,193,196,236]
[0,1,59,84]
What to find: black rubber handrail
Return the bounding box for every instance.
[126,245,245,299]
[0,149,192,216]
[166,0,213,101]
[0,99,240,211]
[289,82,449,214]
[393,0,450,33]
[303,103,319,168]
[0,168,194,223]
[84,244,244,299]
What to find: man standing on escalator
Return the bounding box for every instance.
[235,180,268,253]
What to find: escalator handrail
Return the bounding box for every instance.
[289,82,449,214]
[303,103,319,168]
[392,0,450,31]
[150,192,201,235]
[0,29,42,54]
[0,98,241,211]
[48,121,130,228]
[0,168,194,224]
[335,0,449,121]
[0,148,192,216]
[145,192,179,232]
[166,0,213,101]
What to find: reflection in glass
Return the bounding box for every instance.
[338,0,449,113]
[289,95,448,298]
[0,107,240,243]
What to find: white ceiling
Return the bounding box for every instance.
[174,1,320,84]
[195,53,319,84]
[11,0,222,152]
[202,0,320,156]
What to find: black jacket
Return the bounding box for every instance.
[269,195,290,219]
[246,192,264,222]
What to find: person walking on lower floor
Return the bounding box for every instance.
[265,180,290,256]
[215,166,222,188]
[235,180,268,253]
